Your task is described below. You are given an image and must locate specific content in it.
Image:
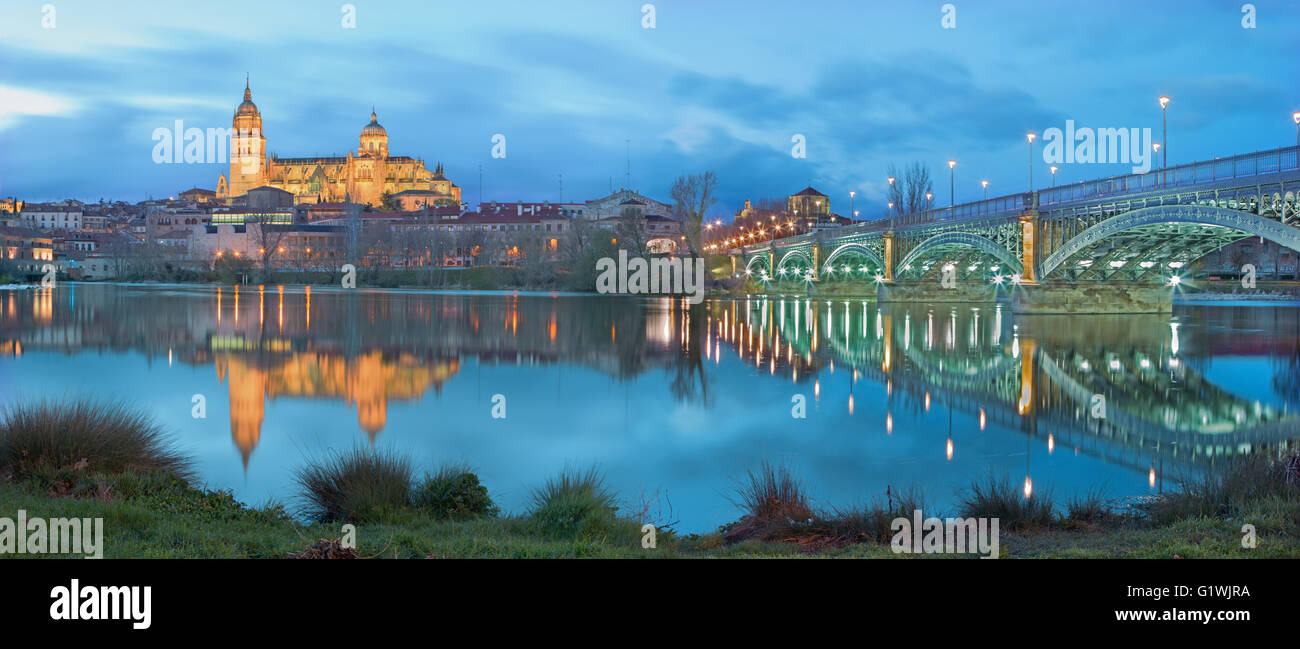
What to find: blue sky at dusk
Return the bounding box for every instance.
[1,0,1297,218]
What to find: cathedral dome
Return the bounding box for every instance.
[361,110,386,136]
[235,79,259,117]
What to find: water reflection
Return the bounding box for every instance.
[1,283,1297,530]
[710,295,1298,476]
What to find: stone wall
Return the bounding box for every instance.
[1010,283,1172,314]
[876,282,1001,303]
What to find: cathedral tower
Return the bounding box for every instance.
[226,77,268,197]
[349,109,388,206]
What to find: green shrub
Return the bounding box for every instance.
[293,447,414,522]
[413,464,499,519]
[0,398,193,481]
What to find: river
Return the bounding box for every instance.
[1,283,1296,532]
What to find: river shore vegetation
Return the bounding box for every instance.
[3,401,1299,559]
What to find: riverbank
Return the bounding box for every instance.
[5,441,1299,559]
[4,467,1298,558]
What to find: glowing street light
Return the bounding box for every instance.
[1050,165,1058,187]
[887,176,896,230]
[947,159,956,209]
[1293,111,1300,166]
[981,179,988,200]
[1158,96,1170,168]
[1026,132,1037,192]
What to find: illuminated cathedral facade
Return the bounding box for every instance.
[216,79,461,208]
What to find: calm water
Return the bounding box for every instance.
[2,283,1297,532]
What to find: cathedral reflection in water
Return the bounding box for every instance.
[1,284,1297,483]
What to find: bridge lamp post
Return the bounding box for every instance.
[849,190,856,220]
[948,159,956,211]
[1158,96,1170,169]
[1026,132,1037,192]
[981,179,988,200]
[1293,111,1300,166]
[887,176,896,230]
[925,192,933,211]
[1152,143,1161,183]
[1050,165,1058,187]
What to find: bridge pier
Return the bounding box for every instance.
[1010,283,1172,314]
[876,282,999,303]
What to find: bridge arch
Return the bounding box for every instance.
[897,232,1022,279]
[744,254,770,275]
[822,242,886,273]
[1037,204,1300,279]
[777,248,814,273]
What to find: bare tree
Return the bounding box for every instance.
[613,206,647,257]
[886,162,934,216]
[251,217,289,280]
[561,216,596,267]
[671,171,718,280]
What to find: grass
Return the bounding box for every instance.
[0,398,193,482]
[292,447,415,523]
[1142,455,1300,525]
[2,400,1298,558]
[730,460,813,523]
[721,462,931,549]
[527,466,638,542]
[957,473,1056,530]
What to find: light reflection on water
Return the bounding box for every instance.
[1,283,1297,532]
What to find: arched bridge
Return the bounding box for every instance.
[728,147,1300,312]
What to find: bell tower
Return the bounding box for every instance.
[227,76,268,197]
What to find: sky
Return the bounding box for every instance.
[1,0,1297,219]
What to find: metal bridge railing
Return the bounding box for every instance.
[733,145,1300,253]
[1038,144,1300,207]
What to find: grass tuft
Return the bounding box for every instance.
[0,398,193,482]
[528,466,625,539]
[1065,485,1116,525]
[958,473,1055,530]
[1145,454,1300,525]
[731,460,813,523]
[293,447,414,523]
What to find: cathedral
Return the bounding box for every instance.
[216,79,460,208]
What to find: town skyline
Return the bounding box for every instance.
[3,0,1298,216]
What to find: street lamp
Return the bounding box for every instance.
[925,191,933,211]
[1153,142,1161,181]
[947,159,956,210]
[1026,132,1037,192]
[849,190,856,220]
[1293,111,1300,167]
[981,179,988,200]
[1049,165,1058,187]
[887,176,896,229]
[1158,96,1170,168]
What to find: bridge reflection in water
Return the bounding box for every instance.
[1,284,1298,515]
[706,295,1299,485]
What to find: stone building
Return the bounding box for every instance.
[215,79,460,208]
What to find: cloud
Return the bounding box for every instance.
[0,84,81,131]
